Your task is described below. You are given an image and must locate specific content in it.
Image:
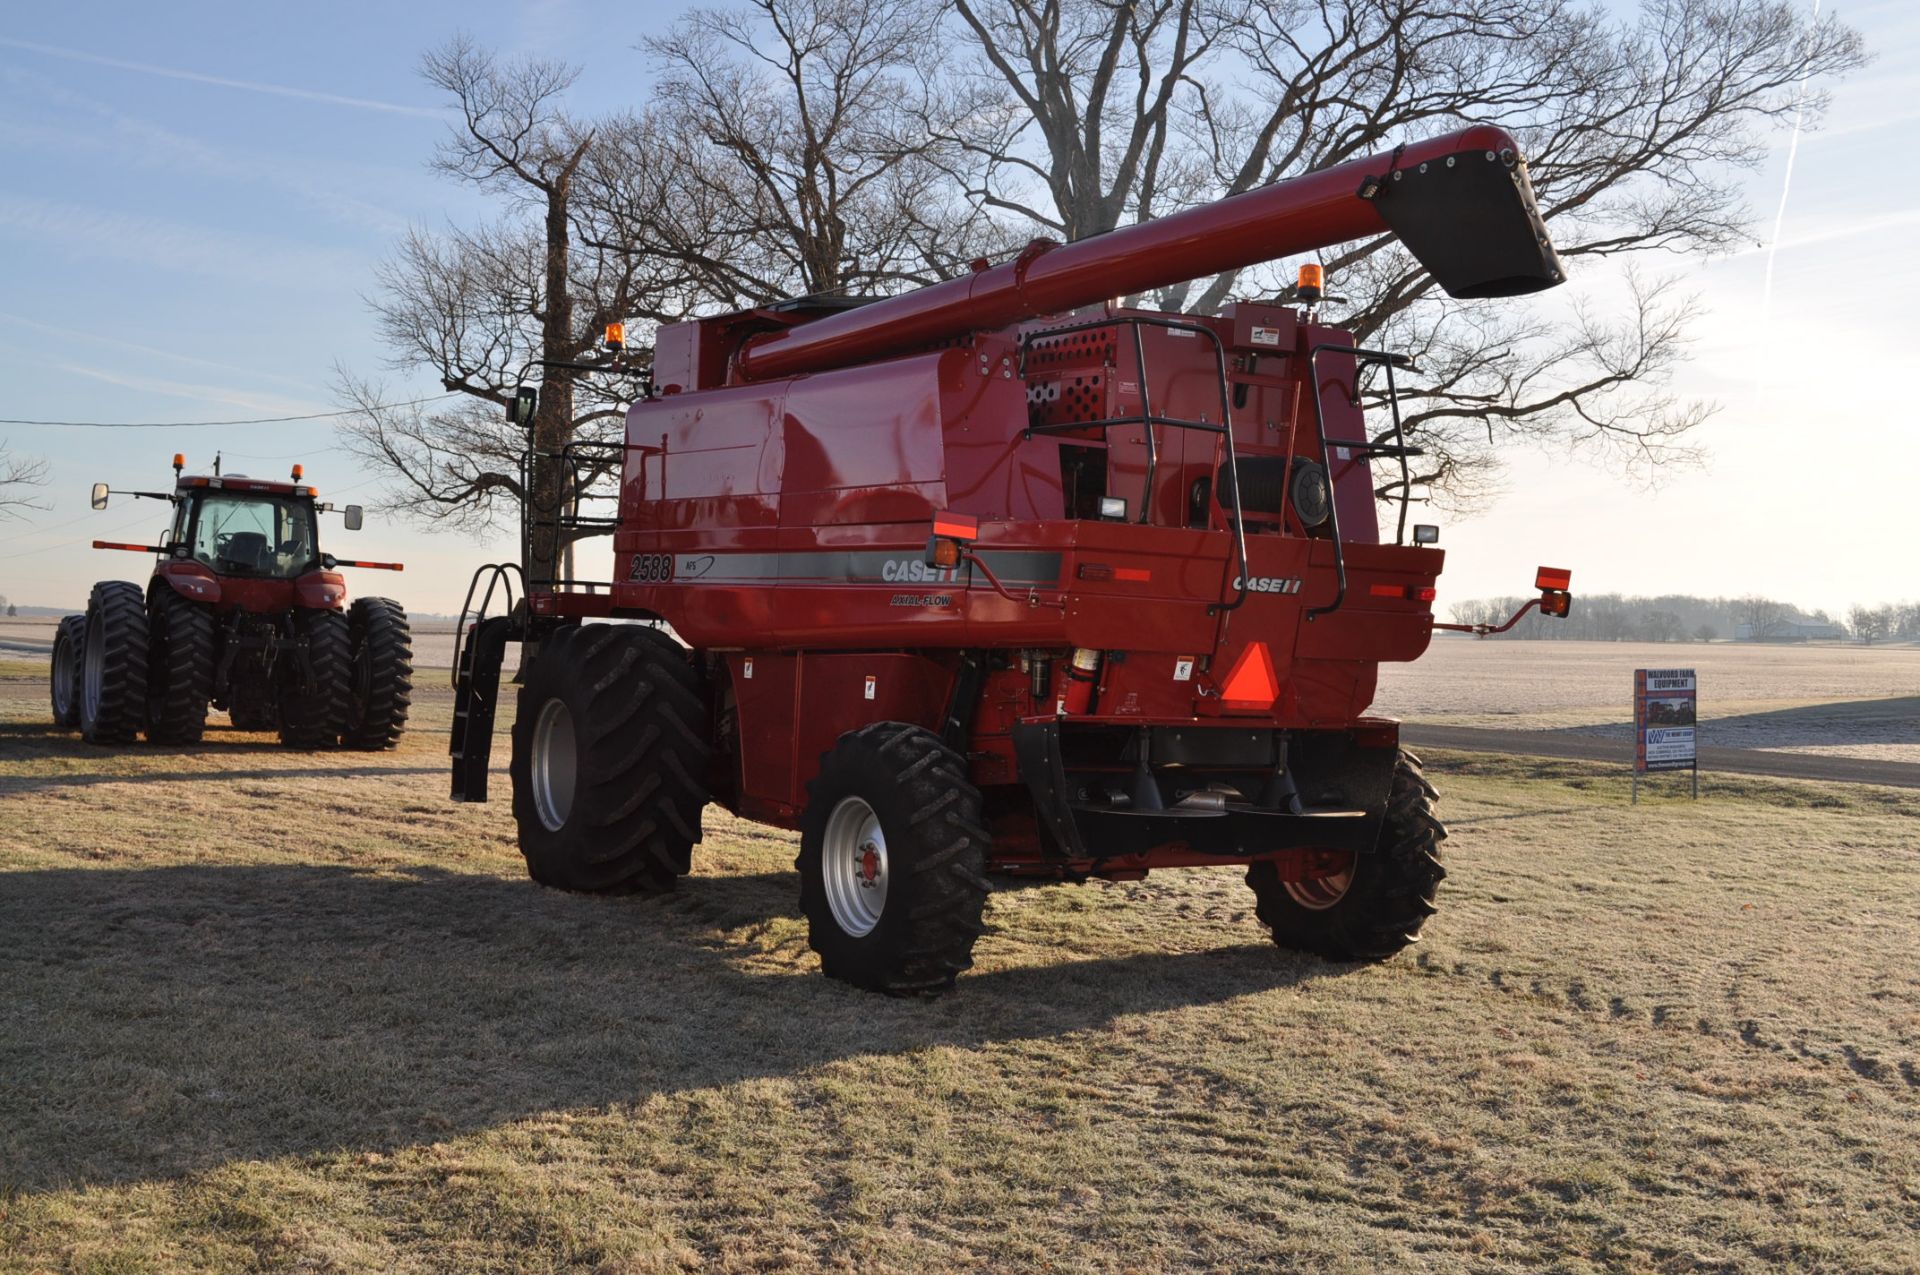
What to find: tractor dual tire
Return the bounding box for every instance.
[49,614,84,728]
[146,588,216,744]
[798,723,991,995]
[511,624,712,894]
[79,581,149,745]
[278,609,350,749]
[342,596,413,750]
[1247,748,1447,962]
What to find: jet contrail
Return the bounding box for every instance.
[1761,0,1822,320]
[0,37,443,119]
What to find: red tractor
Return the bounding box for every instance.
[451,124,1574,993]
[49,456,414,749]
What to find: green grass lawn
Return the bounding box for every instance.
[1,681,1916,1273]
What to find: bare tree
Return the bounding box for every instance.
[643,0,1001,304]
[342,37,655,587]
[0,441,50,520]
[944,0,1866,503]
[1737,594,1786,641]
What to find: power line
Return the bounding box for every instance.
[0,393,460,429]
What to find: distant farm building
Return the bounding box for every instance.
[1734,619,1847,642]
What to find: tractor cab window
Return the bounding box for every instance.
[189,492,319,579]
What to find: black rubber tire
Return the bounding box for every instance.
[79,581,149,745]
[278,609,349,748]
[1247,749,1446,961]
[50,614,84,728]
[145,587,216,743]
[798,723,992,994]
[342,596,413,750]
[511,624,712,893]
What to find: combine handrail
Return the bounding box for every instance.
[1020,316,1251,614]
[1303,343,1420,620]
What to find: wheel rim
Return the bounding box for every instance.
[821,796,888,937]
[82,611,105,723]
[1284,854,1354,910]
[52,631,74,718]
[530,698,578,832]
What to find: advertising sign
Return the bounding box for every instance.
[1633,668,1698,800]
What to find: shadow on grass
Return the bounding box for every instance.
[0,862,1335,1193]
[0,720,445,790]
[1538,696,1920,748]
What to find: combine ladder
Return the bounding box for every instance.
[449,563,524,803]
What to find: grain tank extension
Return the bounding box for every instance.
[451,124,1574,993]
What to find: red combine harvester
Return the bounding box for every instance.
[452,124,1574,993]
[50,456,414,750]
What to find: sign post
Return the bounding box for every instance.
[1633,668,1698,802]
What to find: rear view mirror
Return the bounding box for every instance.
[509,385,538,428]
[90,482,109,511]
[343,504,364,531]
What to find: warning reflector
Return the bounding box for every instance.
[1219,642,1278,708]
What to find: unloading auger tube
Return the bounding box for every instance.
[735,124,1562,382]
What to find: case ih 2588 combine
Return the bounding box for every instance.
[452,124,1574,993]
[50,457,414,750]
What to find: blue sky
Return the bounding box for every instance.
[0,0,1914,616]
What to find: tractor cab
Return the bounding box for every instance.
[166,474,333,582]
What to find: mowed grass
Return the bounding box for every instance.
[0,663,1916,1273]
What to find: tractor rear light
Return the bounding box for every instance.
[1535,566,1572,591]
[1412,524,1439,545]
[1540,591,1572,618]
[1099,496,1127,520]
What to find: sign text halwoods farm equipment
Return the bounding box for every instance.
[451,125,1577,994]
[51,455,414,750]
[1633,667,1699,802]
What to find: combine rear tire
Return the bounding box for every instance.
[511,624,712,893]
[49,614,84,728]
[145,589,215,743]
[278,609,349,748]
[342,597,413,750]
[1247,749,1446,962]
[798,723,991,994]
[80,582,149,744]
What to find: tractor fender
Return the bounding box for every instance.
[155,560,222,605]
[294,569,348,611]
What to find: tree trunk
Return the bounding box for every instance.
[527,177,576,591]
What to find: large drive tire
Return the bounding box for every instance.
[511,624,712,893]
[798,723,992,994]
[278,609,349,748]
[145,588,216,743]
[79,581,149,745]
[342,597,413,750]
[1247,749,1446,961]
[50,614,84,728]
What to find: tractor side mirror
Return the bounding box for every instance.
[90,482,109,511]
[343,504,364,531]
[509,385,538,428]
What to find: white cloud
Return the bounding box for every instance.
[0,194,366,289]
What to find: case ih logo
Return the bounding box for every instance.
[880,559,961,584]
[1232,574,1305,595]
